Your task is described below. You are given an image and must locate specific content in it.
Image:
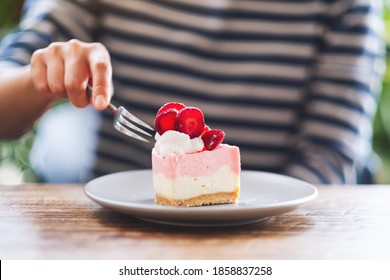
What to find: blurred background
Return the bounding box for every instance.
[1,0,390,184]
[0,0,39,184]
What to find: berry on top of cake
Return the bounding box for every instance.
[152,102,241,207]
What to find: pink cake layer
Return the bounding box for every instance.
[152,144,240,179]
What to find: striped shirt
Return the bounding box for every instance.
[0,0,386,184]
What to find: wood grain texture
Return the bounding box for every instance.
[1,184,389,259]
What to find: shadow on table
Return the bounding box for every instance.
[92,208,313,238]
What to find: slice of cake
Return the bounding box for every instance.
[151,102,240,207]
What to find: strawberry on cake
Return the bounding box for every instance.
[152,102,241,207]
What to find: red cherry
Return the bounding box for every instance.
[154,109,178,135]
[175,107,205,138]
[201,129,225,150]
[157,102,186,115]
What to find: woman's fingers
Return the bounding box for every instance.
[30,39,113,109]
[88,42,113,110]
[64,59,90,108]
[31,43,67,99]
[30,49,51,95]
[46,46,66,97]
[64,40,90,108]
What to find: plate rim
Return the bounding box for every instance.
[84,169,318,214]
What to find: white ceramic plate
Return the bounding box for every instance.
[85,170,318,227]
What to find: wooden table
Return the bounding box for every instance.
[1,184,389,260]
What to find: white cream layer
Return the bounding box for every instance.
[153,165,240,200]
[154,130,204,156]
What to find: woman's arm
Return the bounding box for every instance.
[0,0,111,139]
[0,39,113,140]
[0,65,54,139]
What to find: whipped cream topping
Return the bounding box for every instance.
[154,130,204,156]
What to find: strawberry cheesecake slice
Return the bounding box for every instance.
[152,102,240,207]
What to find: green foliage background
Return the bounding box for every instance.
[1,0,390,183]
[0,0,24,37]
[373,2,390,183]
[0,0,39,183]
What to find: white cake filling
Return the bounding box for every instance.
[153,165,239,200]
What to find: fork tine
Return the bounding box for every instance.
[118,106,154,131]
[114,121,150,142]
[117,114,153,137]
[86,85,154,142]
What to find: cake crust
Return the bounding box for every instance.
[155,191,239,207]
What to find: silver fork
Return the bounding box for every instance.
[87,86,154,142]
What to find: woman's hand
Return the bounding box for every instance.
[30,39,113,110]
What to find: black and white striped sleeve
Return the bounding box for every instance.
[283,0,386,183]
[0,0,99,67]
